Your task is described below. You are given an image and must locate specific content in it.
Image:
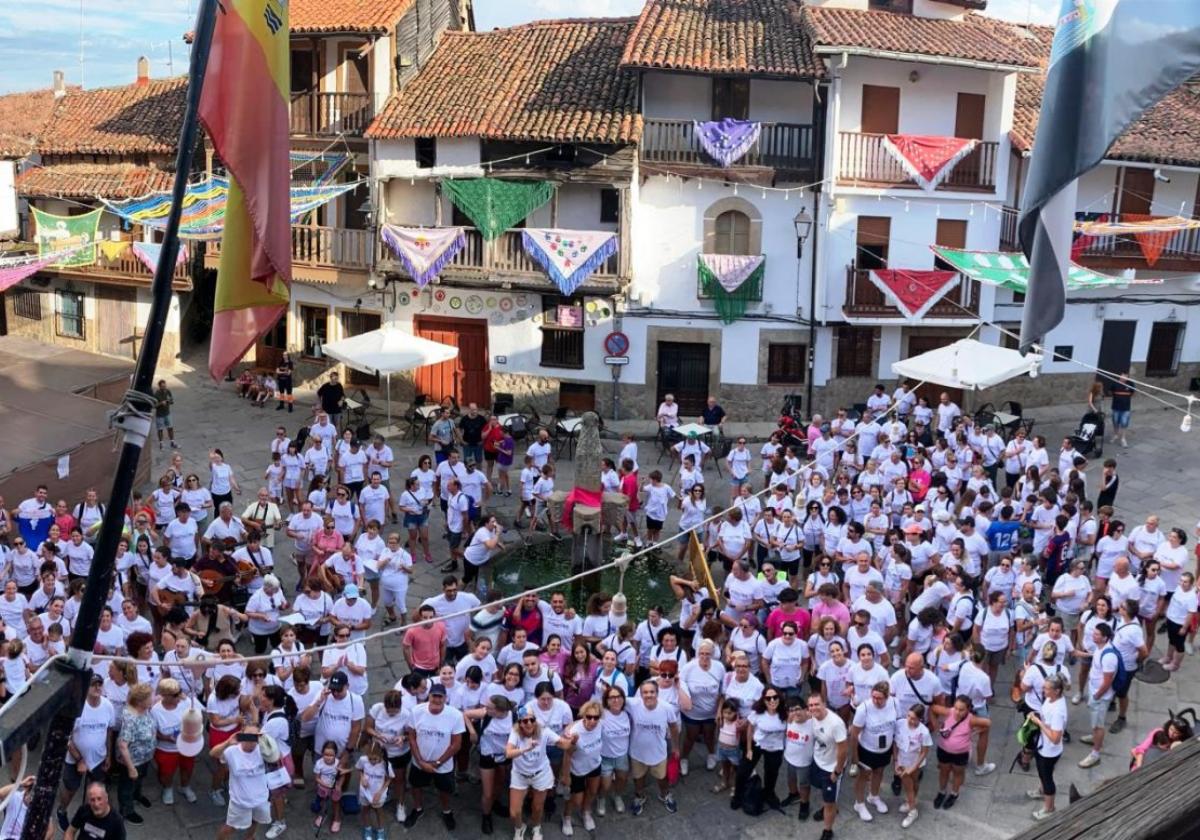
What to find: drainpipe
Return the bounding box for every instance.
[806,186,821,415]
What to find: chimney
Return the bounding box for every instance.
[136,56,150,86]
[52,70,66,99]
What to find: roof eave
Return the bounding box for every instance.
[814,46,1037,74]
[290,26,386,37]
[619,62,825,81]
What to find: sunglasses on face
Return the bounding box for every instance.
[764,695,780,701]
[584,714,601,721]
[782,630,796,636]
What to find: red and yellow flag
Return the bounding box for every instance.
[199,0,291,378]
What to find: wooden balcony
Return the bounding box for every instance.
[206,226,372,281]
[640,119,817,176]
[843,267,980,320]
[289,91,373,137]
[378,228,624,292]
[52,248,193,290]
[1000,205,1020,249]
[1074,221,1200,273]
[838,132,998,191]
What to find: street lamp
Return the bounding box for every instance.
[794,209,813,258]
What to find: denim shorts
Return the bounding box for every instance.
[404,511,429,529]
[716,745,742,766]
[600,754,629,776]
[1111,409,1131,429]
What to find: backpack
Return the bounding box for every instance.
[1101,643,1133,696]
[74,502,105,521]
[294,425,310,450]
[271,702,301,747]
[741,774,764,817]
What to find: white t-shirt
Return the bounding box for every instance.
[150,697,203,754]
[409,703,466,773]
[358,487,390,525]
[1038,697,1068,758]
[642,484,676,522]
[810,711,848,771]
[852,698,899,752]
[726,448,753,479]
[784,719,815,766]
[763,638,807,688]
[1155,543,1189,592]
[567,718,604,775]
[163,518,198,559]
[893,720,932,767]
[527,441,553,469]
[72,697,117,769]
[1166,587,1199,625]
[627,698,679,765]
[339,449,369,484]
[421,592,481,647]
[210,462,235,495]
[224,745,269,808]
[749,710,789,751]
[679,660,726,719]
[356,754,394,804]
[313,691,366,753]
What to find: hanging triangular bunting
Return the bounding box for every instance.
[379,225,466,289]
[131,241,188,275]
[697,254,765,324]
[98,240,132,262]
[521,229,619,296]
[867,269,960,320]
[1122,213,1175,266]
[0,247,87,294]
[441,178,553,241]
[929,246,1165,291]
[693,119,761,167]
[882,135,978,191]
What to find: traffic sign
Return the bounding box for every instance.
[605,356,630,366]
[603,331,629,357]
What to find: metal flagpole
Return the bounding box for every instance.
[15,1,219,836]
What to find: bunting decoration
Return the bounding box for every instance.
[1073,214,1200,236]
[0,247,87,293]
[131,241,189,275]
[866,269,960,320]
[882,135,978,191]
[99,176,361,240]
[442,178,553,241]
[97,240,132,262]
[521,229,619,296]
[199,0,291,379]
[693,118,761,167]
[379,225,466,289]
[697,253,765,324]
[32,207,102,266]
[930,246,1164,292]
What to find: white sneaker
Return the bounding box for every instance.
[679,758,689,777]
[854,802,873,822]
[868,795,888,814]
[902,810,919,828]
[614,533,627,543]
[1187,641,1195,655]
[583,811,596,832]
[556,782,569,797]
[848,763,858,777]
[265,821,287,839]
[974,762,996,777]
[633,538,644,548]
[162,787,175,805]
[595,798,606,817]
[210,789,226,806]
[531,827,543,840]
[898,802,910,814]
[180,786,197,804]
[705,754,718,771]
[513,826,525,840]
[561,815,573,837]
[1071,693,1082,705]
[395,803,407,823]
[613,795,625,814]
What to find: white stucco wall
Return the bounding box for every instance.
[0,161,15,237]
[373,137,485,180]
[642,72,814,123]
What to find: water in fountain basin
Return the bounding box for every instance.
[490,538,676,617]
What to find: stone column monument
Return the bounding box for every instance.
[547,411,628,569]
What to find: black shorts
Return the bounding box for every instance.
[857,747,891,770]
[408,765,456,793]
[479,753,507,770]
[1114,671,1136,699]
[778,558,800,577]
[809,764,840,804]
[484,452,497,463]
[448,531,463,549]
[936,747,969,767]
[1166,619,1187,653]
[388,753,412,773]
[646,517,664,531]
[570,767,601,793]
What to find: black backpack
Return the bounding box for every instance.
[294,425,310,449]
[741,774,764,817]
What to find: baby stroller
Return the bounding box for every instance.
[1071,410,1105,457]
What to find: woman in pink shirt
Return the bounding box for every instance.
[809,583,850,636]
[930,696,991,809]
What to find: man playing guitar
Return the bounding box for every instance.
[231,530,273,594]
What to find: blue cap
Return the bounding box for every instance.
[343,584,360,599]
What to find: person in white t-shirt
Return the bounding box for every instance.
[627,680,681,816]
[1161,572,1198,673]
[404,685,465,829]
[210,724,271,839]
[1026,674,1067,821]
[806,692,848,837]
[640,472,676,544]
[656,395,679,430]
[725,436,754,503]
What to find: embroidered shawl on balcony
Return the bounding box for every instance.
[99,176,363,240]
[693,119,761,168]
[131,241,189,275]
[442,178,553,241]
[866,269,960,320]
[521,229,619,296]
[697,253,765,324]
[32,207,101,267]
[0,246,88,293]
[882,135,978,191]
[929,246,1164,292]
[380,225,466,289]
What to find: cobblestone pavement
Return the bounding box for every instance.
[61,357,1200,839]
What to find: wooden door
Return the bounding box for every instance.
[412,316,490,407]
[340,311,381,387]
[954,92,986,185]
[255,316,286,370]
[861,85,900,134]
[1096,320,1137,391]
[712,78,750,121]
[908,334,964,408]
[1118,168,1154,216]
[96,286,136,359]
[856,216,891,269]
[657,342,710,416]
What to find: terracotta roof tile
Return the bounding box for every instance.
[621,0,823,79]
[0,88,65,158]
[290,0,413,34]
[1012,26,1200,167]
[368,18,641,144]
[37,77,188,156]
[801,6,1042,69]
[16,163,174,199]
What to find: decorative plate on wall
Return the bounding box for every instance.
[499,297,513,312]
[449,296,463,310]
[434,290,446,302]
[465,295,484,314]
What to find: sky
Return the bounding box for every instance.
[0,0,1060,95]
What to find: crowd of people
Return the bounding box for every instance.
[0,377,1191,840]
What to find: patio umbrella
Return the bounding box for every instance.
[320,325,458,430]
[891,338,1043,391]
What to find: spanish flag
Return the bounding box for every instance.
[199,0,291,379]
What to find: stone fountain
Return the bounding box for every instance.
[547,411,628,569]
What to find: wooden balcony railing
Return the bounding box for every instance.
[58,249,192,288]
[289,91,373,136]
[209,225,372,271]
[380,228,622,283]
[640,119,817,172]
[843,267,980,319]
[1074,220,1200,271]
[1000,205,1020,249]
[838,132,998,190]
